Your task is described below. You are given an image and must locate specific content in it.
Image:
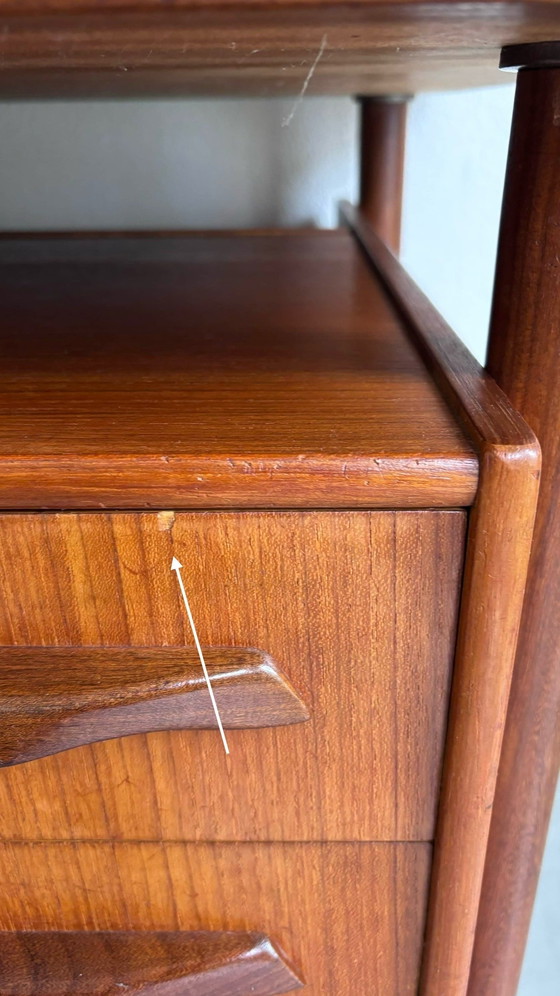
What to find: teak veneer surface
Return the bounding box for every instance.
[0,509,465,843]
[0,841,431,995]
[0,231,476,509]
[1,1,560,96]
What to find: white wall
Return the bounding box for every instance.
[401,87,515,363]
[0,97,357,231]
[0,87,558,993]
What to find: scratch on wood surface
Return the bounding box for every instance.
[282,34,327,127]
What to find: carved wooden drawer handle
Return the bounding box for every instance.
[0,930,304,995]
[0,647,309,767]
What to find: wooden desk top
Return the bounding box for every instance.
[0,1,559,97]
[0,229,476,508]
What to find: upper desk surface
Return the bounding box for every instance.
[0,1,559,97]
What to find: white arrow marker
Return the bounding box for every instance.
[170,556,230,755]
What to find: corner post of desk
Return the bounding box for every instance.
[469,40,560,996]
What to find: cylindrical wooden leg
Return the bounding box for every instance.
[357,96,408,253]
[468,43,560,996]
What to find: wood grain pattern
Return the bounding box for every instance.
[469,61,560,996]
[0,930,303,996]
[0,3,560,97]
[0,841,431,995]
[358,97,408,253]
[341,207,541,996]
[0,509,464,842]
[0,647,309,768]
[0,231,476,510]
[342,202,541,458]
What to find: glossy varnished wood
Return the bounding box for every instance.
[0,841,431,995]
[0,647,308,767]
[342,206,541,995]
[469,59,560,996]
[0,930,303,995]
[342,203,541,457]
[0,231,476,509]
[1,2,560,97]
[0,509,464,842]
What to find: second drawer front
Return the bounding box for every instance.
[0,839,431,995]
[0,509,465,842]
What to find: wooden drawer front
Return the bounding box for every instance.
[0,510,465,842]
[0,840,431,995]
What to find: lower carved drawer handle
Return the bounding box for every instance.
[0,646,309,767]
[0,930,304,995]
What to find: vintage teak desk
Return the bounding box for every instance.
[1,7,560,996]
